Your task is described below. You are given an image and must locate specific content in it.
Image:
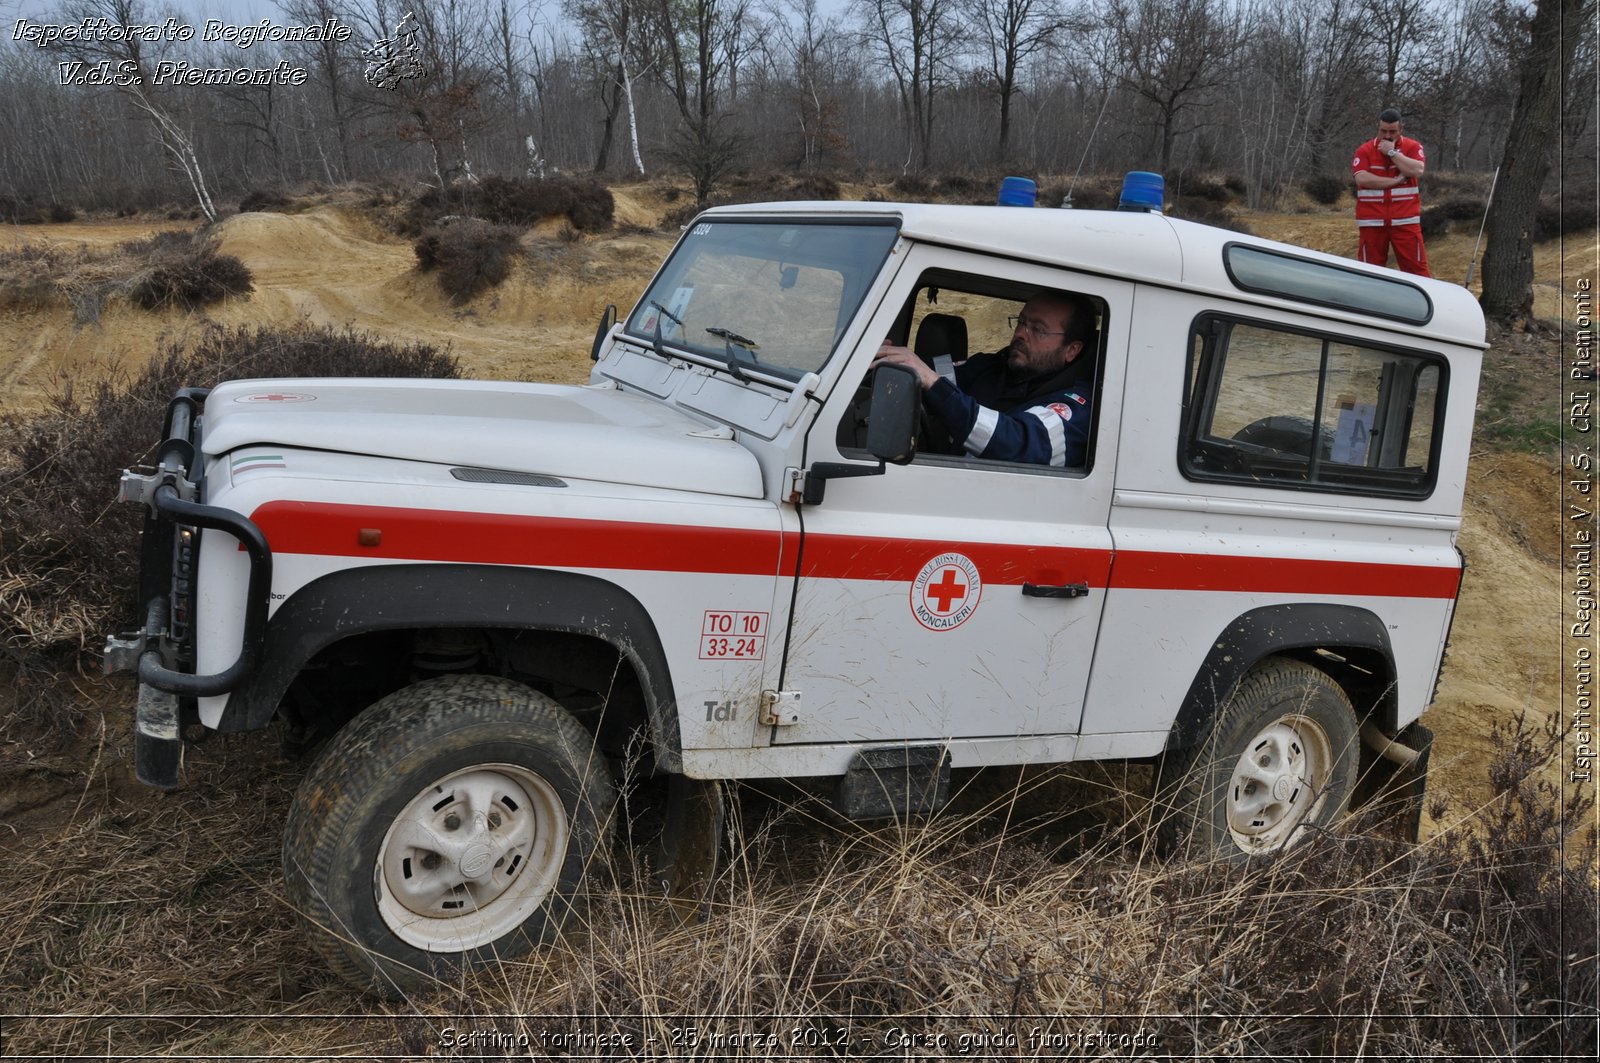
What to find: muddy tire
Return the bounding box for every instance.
[281,675,614,998]
[1156,658,1358,860]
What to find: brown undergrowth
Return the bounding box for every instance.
[1,714,1591,1058]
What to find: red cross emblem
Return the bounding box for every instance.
[911,552,982,631]
[926,568,968,613]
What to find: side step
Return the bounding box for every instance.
[835,746,950,821]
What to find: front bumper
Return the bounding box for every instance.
[102,389,273,789]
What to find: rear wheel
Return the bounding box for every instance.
[1156,658,1358,859]
[282,675,614,997]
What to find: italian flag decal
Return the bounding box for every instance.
[231,452,287,479]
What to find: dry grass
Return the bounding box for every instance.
[1,714,1591,1058]
[0,228,252,321]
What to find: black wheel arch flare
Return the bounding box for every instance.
[1166,603,1399,753]
[216,563,682,770]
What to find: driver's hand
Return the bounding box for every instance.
[873,344,938,389]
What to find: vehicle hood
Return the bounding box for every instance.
[202,378,763,498]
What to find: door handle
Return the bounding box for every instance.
[1021,581,1090,599]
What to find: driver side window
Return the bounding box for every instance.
[836,271,1103,472]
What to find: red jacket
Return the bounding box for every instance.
[1352,136,1425,228]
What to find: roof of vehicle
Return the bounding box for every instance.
[699,200,1487,349]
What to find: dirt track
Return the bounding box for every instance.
[0,188,1583,828]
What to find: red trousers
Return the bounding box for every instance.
[1358,225,1430,277]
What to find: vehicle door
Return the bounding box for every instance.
[774,246,1129,746]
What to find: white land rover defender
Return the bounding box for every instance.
[105,180,1482,995]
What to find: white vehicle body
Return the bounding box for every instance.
[108,197,1482,993]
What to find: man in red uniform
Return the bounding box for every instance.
[1352,108,1430,276]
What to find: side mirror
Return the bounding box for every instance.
[801,363,921,505]
[590,304,617,361]
[866,362,919,465]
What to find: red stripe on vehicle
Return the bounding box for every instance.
[798,533,1110,585]
[1109,550,1460,599]
[249,502,1459,598]
[249,501,784,575]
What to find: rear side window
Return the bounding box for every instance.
[1182,314,1445,498]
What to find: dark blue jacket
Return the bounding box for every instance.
[923,351,1093,467]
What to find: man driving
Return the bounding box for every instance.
[873,291,1094,467]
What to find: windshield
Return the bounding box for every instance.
[625,218,900,380]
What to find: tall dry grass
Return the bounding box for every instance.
[2,714,1592,1058]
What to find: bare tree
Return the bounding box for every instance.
[278,0,362,180]
[345,0,493,190]
[42,0,219,219]
[648,0,750,202]
[1479,0,1590,322]
[1415,0,1498,170]
[964,0,1070,163]
[773,0,850,169]
[570,0,649,173]
[1356,0,1435,108]
[1094,0,1243,175]
[855,0,960,170]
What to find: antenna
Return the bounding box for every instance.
[1464,167,1501,289]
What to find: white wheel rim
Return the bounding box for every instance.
[1225,714,1333,853]
[375,763,569,952]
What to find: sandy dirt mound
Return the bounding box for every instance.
[0,207,676,410]
[1427,452,1565,814]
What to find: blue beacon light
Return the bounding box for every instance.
[996,177,1037,207]
[1118,171,1165,212]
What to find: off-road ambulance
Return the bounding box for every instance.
[105,178,1483,995]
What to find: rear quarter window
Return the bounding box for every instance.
[1181,314,1446,498]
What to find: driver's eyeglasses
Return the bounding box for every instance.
[1009,315,1066,338]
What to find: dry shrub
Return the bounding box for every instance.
[1038,177,1120,211]
[413,218,524,302]
[0,193,76,224]
[1421,196,1489,238]
[1303,173,1346,205]
[125,230,254,310]
[723,171,846,203]
[657,173,846,229]
[1177,175,1238,204]
[791,173,842,201]
[488,720,1590,1059]
[936,172,989,201]
[400,176,615,236]
[0,242,90,312]
[890,172,934,198]
[1536,187,1598,240]
[0,324,460,745]
[238,189,295,213]
[1169,197,1254,234]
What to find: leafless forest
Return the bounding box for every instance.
[2,0,1595,217]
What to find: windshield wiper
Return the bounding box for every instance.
[705,326,759,351]
[649,300,684,329]
[704,326,761,382]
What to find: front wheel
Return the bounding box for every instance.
[1156,658,1358,860]
[282,675,615,997]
